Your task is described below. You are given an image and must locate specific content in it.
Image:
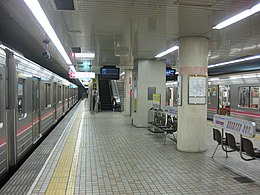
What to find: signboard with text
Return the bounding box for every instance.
[213,114,256,137]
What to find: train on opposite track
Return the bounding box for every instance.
[166,71,260,130]
[0,44,78,180]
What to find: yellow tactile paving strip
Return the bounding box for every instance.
[45,112,82,195]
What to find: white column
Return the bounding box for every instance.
[124,69,132,116]
[132,60,166,127]
[177,37,209,152]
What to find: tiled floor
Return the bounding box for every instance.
[2,99,260,194]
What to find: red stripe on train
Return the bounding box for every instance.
[17,109,55,137]
[17,122,33,136]
[230,109,260,117]
[207,107,260,118]
[0,138,6,147]
[207,107,218,111]
[0,106,63,147]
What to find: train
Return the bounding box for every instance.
[166,71,260,130]
[0,44,78,180]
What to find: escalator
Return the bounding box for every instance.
[98,79,113,111]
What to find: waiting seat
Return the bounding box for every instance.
[225,133,240,151]
[161,115,177,144]
[241,138,260,161]
[212,128,228,158]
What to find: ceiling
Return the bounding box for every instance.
[1,0,260,84]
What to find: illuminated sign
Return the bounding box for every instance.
[69,72,95,79]
[71,53,95,58]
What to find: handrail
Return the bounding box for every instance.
[110,80,121,109]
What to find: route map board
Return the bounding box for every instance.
[188,76,207,104]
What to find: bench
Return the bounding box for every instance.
[212,114,259,161]
[148,110,177,143]
[148,110,166,133]
[241,137,260,161]
[161,115,177,144]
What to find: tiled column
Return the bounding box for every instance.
[124,69,132,116]
[177,37,209,152]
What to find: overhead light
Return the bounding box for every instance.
[69,65,76,72]
[208,78,219,82]
[24,0,72,64]
[213,3,260,29]
[78,79,85,87]
[155,46,179,58]
[208,55,260,68]
[73,53,95,58]
[120,71,125,77]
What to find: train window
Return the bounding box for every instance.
[250,87,259,109]
[208,87,211,105]
[18,78,26,117]
[58,86,61,102]
[219,85,230,108]
[44,83,51,108]
[239,87,250,108]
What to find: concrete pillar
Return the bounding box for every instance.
[124,69,132,116]
[177,37,209,152]
[132,60,166,127]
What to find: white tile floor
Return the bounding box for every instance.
[72,104,260,194]
[2,100,260,194]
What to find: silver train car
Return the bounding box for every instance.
[0,44,78,180]
[166,71,260,130]
[208,72,260,130]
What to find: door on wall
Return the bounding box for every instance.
[32,77,41,142]
[53,83,57,121]
[0,67,4,142]
[0,66,7,173]
[218,85,231,115]
[62,85,65,113]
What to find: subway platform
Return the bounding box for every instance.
[1,100,260,195]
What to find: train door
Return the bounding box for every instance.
[53,83,57,121]
[32,77,41,142]
[0,64,6,175]
[62,85,65,113]
[218,85,231,115]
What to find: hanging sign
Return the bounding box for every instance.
[70,72,95,79]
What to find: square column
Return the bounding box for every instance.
[124,69,132,116]
[132,60,166,127]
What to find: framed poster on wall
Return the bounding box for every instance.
[188,75,207,104]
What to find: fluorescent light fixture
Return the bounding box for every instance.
[24,0,72,64]
[229,75,242,80]
[79,79,85,87]
[120,71,125,77]
[74,53,95,58]
[69,65,76,72]
[208,78,220,82]
[208,55,260,68]
[213,3,260,29]
[155,46,179,58]
[166,81,177,86]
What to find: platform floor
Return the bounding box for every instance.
[1,99,260,194]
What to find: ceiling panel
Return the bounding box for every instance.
[1,0,260,82]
